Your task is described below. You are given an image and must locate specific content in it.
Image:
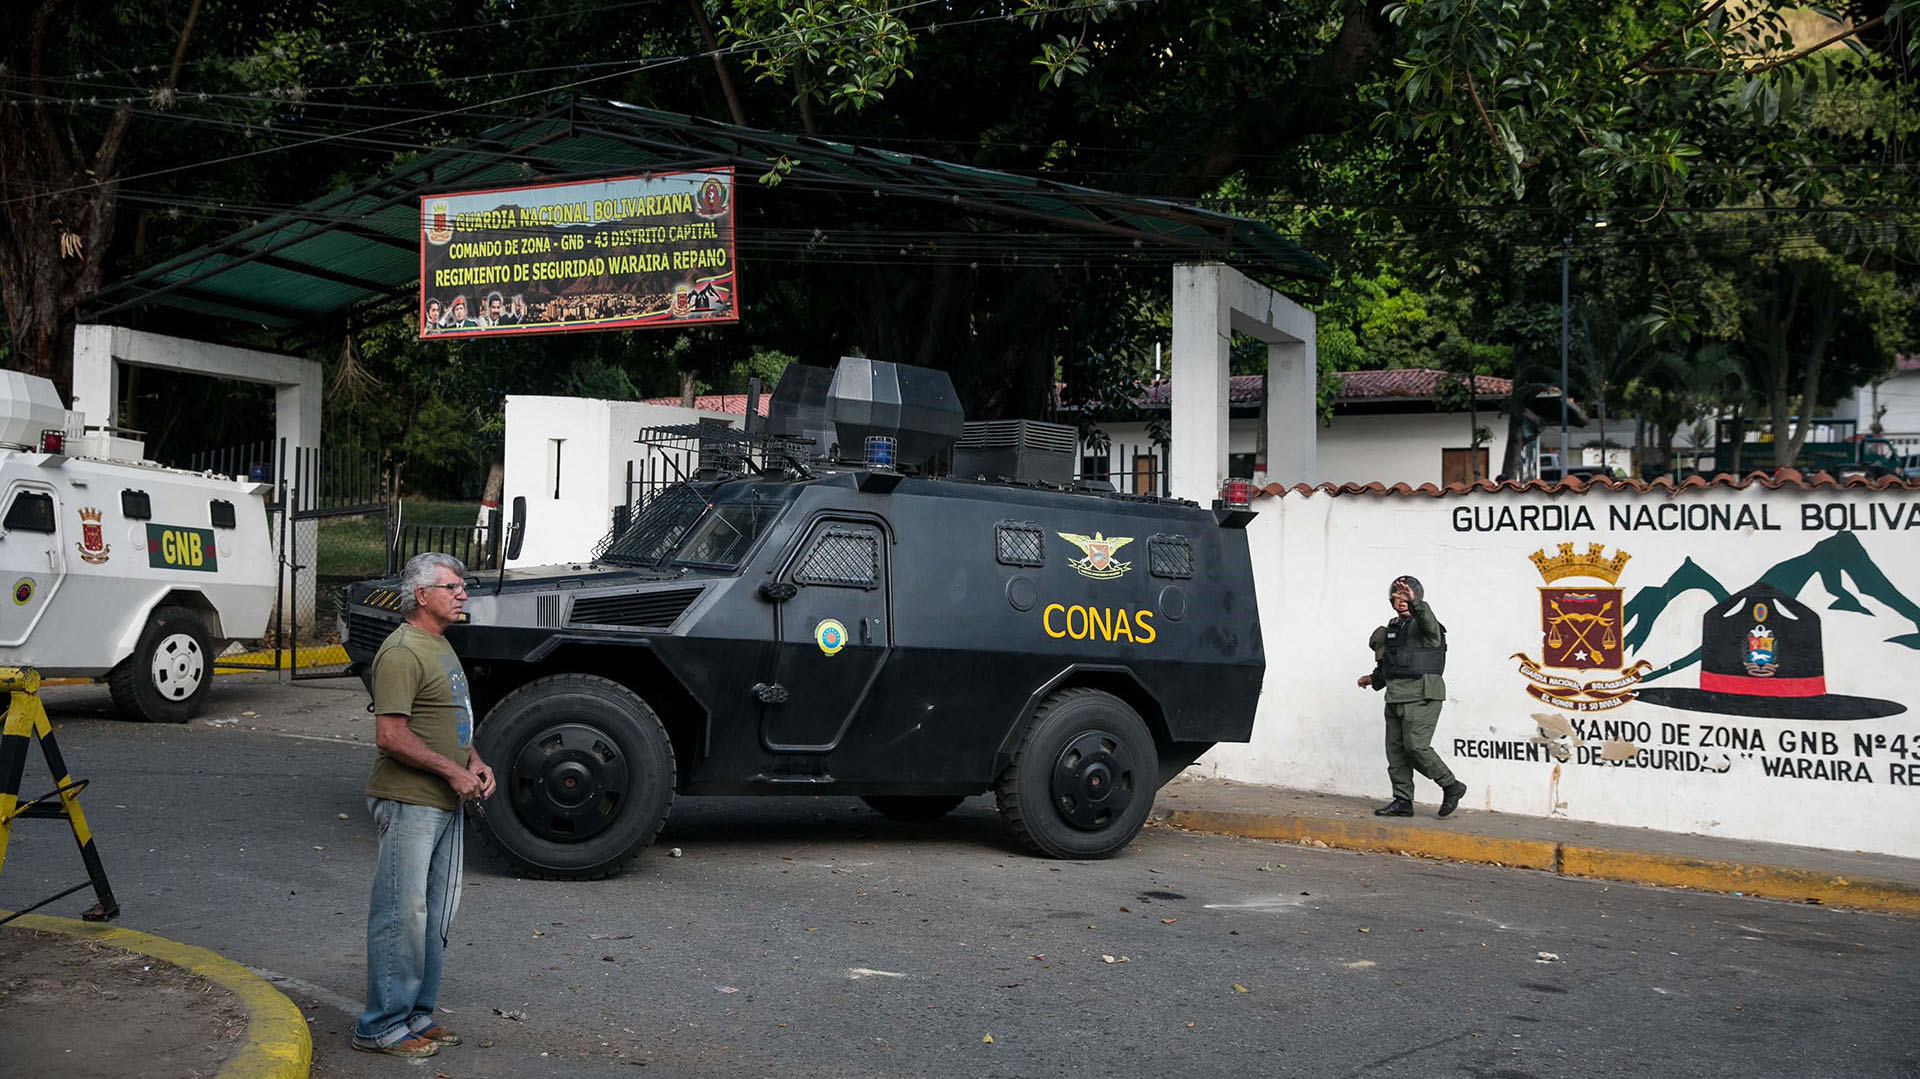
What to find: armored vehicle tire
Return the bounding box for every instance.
[995,689,1159,859]
[860,795,967,821]
[107,606,212,724]
[474,674,675,881]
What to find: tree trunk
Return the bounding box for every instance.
[0,0,199,397]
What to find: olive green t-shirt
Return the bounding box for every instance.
[366,623,473,811]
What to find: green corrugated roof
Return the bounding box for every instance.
[86,98,1328,331]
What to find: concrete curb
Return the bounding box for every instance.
[3,912,312,1079]
[1162,810,1920,915]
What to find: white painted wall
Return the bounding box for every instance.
[1854,366,1920,438]
[502,396,738,566]
[1201,483,1920,858]
[1089,411,1508,489]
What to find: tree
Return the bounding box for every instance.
[0,0,201,389]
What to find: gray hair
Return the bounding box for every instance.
[399,551,468,615]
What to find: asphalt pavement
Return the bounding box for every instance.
[3,672,1917,1079]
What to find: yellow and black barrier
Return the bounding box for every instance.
[0,666,118,924]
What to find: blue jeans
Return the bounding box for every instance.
[353,798,464,1047]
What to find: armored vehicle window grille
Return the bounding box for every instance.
[209,499,237,529]
[569,586,705,628]
[536,594,567,627]
[3,492,55,533]
[1149,535,1194,579]
[345,610,398,648]
[121,490,151,520]
[995,522,1044,566]
[795,527,879,588]
[596,481,716,566]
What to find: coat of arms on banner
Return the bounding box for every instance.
[1512,543,1649,711]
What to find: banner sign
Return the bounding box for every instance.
[417,169,737,338]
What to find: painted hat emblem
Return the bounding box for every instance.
[1636,582,1905,721]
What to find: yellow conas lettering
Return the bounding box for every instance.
[188,532,203,565]
[1040,604,1158,645]
[1043,603,1067,639]
[161,530,180,564]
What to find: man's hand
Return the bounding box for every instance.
[447,766,485,802]
[469,758,497,800]
[1357,674,1372,688]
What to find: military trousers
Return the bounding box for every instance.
[1383,698,1456,801]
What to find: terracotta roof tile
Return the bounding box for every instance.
[637,393,773,417]
[1256,470,1919,498]
[1127,368,1511,409]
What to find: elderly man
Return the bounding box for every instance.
[1356,575,1467,819]
[351,553,494,1058]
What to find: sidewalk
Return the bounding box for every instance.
[1154,773,1920,914]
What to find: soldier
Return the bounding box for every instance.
[1356,575,1467,818]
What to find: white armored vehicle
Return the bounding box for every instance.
[0,371,276,721]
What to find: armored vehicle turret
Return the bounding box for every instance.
[342,359,1263,878]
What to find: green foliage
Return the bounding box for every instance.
[719,0,917,111]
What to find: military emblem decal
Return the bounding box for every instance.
[75,507,111,564]
[1512,543,1648,711]
[1057,531,1134,580]
[1744,603,1779,676]
[815,618,848,656]
[12,577,33,605]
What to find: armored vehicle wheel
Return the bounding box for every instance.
[107,606,212,723]
[860,795,967,821]
[475,674,675,880]
[995,689,1158,859]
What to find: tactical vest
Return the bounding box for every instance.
[1382,617,1447,678]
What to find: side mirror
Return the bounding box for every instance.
[506,495,526,561]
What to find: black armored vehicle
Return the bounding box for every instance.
[342,358,1264,878]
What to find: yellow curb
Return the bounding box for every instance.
[1163,809,1560,872]
[2,912,312,1079]
[1162,811,1920,915]
[1559,845,1920,914]
[215,644,349,672]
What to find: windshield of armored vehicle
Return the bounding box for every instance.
[673,491,783,568]
[595,481,717,567]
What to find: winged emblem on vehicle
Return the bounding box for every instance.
[1057,531,1134,580]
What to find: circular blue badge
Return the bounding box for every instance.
[815,618,848,656]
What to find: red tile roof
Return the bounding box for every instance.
[637,393,773,417]
[1127,369,1515,408]
[1252,468,1918,498]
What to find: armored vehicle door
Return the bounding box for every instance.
[762,518,890,753]
[0,481,68,647]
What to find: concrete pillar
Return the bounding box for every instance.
[70,325,320,449]
[1168,264,1319,502]
[69,325,325,640]
[1263,341,1316,484]
[1170,265,1231,504]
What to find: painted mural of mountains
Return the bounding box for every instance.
[1622,531,1920,683]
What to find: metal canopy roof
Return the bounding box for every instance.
[85,98,1329,333]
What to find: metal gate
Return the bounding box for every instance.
[286,446,394,680]
[180,440,392,681]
